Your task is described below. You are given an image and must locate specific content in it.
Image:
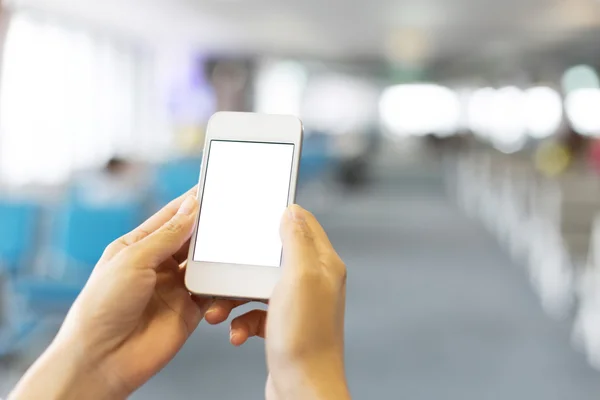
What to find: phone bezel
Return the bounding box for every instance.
[185,112,304,300]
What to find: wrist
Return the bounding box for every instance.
[273,354,351,400]
[9,337,128,400]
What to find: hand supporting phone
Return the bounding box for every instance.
[185,112,303,300]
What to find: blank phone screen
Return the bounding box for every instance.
[193,140,295,267]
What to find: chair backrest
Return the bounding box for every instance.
[0,201,39,273]
[299,134,333,183]
[155,157,202,206]
[53,202,143,271]
[154,145,333,196]
[300,153,332,182]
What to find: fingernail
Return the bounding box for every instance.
[178,196,197,215]
[206,306,217,316]
[287,205,305,222]
[230,330,238,342]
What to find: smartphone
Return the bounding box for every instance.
[185,112,303,300]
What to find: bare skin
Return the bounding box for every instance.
[9,190,350,400]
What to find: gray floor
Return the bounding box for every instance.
[3,173,600,399]
[134,177,600,400]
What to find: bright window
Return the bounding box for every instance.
[0,13,158,185]
[379,84,461,137]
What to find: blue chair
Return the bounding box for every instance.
[299,134,334,184]
[0,200,39,356]
[155,157,202,207]
[2,200,144,357]
[13,201,144,315]
[0,318,38,357]
[0,201,39,274]
[54,201,144,270]
[300,153,331,182]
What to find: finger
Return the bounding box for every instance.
[156,257,182,274]
[299,208,338,257]
[299,207,346,280]
[137,186,198,235]
[192,295,214,311]
[204,299,250,325]
[230,310,267,346]
[123,195,199,270]
[280,205,320,275]
[102,186,198,261]
[181,295,213,337]
[173,238,192,265]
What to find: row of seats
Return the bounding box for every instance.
[451,148,600,368]
[0,140,335,357]
[156,136,334,204]
[0,199,145,356]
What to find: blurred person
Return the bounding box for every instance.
[8,189,350,400]
[424,134,444,158]
[337,154,369,189]
[588,138,600,174]
[335,129,378,190]
[72,157,149,206]
[564,125,588,160]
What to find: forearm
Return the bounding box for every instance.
[300,374,351,400]
[8,338,126,400]
[280,372,351,400]
[275,354,351,400]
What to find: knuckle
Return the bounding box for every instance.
[119,244,156,269]
[163,218,183,235]
[118,244,140,262]
[335,260,348,282]
[326,256,347,282]
[102,229,152,259]
[291,220,313,242]
[102,241,121,257]
[303,209,316,221]
[126,229,151,245]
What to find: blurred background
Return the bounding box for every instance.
[2,0,600,398]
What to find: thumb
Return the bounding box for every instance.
[128,195,199,269]
[280,205,320,276]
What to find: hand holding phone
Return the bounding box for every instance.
[9,193,350,400]
[9,190,207,400]
[205,205,351,400]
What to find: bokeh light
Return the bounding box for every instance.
[562,65,600,94]
[379,83,461,137]
[467,87,496,138]
[565,88,600,137]
[524,87,563,139]
[302,75,379,134]
[488,86,527,153]
[255,60,307,116]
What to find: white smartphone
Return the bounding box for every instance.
[185,112,303,300]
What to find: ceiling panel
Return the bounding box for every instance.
[10,0,600,65]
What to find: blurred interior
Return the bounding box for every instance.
[2,0,600,398]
